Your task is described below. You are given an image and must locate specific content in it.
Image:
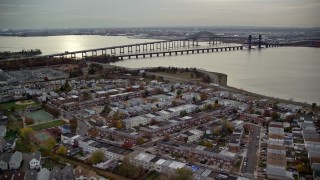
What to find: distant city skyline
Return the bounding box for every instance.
[0,0,320,29]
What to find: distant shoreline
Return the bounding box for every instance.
[120,66,312,107]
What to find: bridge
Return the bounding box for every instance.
[6,33,282,61]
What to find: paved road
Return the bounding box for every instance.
[243,125,261,174]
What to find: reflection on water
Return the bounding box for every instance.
[0,36,319,104]
[112,47,320,104]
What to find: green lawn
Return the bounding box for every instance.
[30,120,66,131]
[0,101,40,112]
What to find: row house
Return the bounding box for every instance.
[239,112,266,125]
[122,116,149,129]
[276,103,302,113]
[78,137,133,161]
[158,140,237,167]
[228,133,242,152]
[0,152,22,171]
[266,122,292,180]
[97,126,143,143]
[141,113,216,138]
[181,129,204,143]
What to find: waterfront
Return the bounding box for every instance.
[0,36,319,104]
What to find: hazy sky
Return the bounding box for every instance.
[1,0,320,29]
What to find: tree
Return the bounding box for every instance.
[203,104,213,111]
[172,100,178,107]
[19,127,34,142]
[10,106,15,112]
[121,141,133,149]
[176,89,182,98]
[173,167,193,180]
[44,138,57,149]
[61,79,72,92]
[213,127,221,136]
[215,100,219,105]
[150,119,159,125]
[57,145,67,155]
[116,120,123,129]
[312,103,317,111]
[88,128,99,137]
[271,112,280,120]
[263,110,271,117]
[164,133,170,141]
[83,91,91,100]
[180,110,188,117]
[25,117,34,125]
[102,105,112,114]
[89,150,106,164]
[200,92,208,101]
[137,137,145,145]
[118,157,139,178]
[69,118,78,132]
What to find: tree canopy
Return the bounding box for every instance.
[89,150,106,164]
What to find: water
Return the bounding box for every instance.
[0,35,159,55]
[112,47,320,104]
[0,36,319,104]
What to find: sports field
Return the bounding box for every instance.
[26,110,55,124]
[31,130,54,144]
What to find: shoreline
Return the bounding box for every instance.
[118,65,312,107]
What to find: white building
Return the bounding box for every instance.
[61,133,81,146]
[122,116,149,129]
[29,151,41,169]
[0,126,6,138]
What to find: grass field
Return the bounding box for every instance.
[30,120,65,131]
[26,110,55,124]
[0,101,40,112]
[154,71,202,80]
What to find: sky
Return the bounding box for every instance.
[0,0,320,29]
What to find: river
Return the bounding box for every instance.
[0,35,319,104]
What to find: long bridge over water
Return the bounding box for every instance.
[6,33,283,61]
[49,33,282,60]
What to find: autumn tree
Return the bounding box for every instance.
[163,133,170,141]
[88,128,99,137]
[89,150,106,164]
[69,118,78,132]
[173,167,193,180]
[121,141,133,149]
[150,119,159,125]
[44,138,57,149]
[57,145,67,155]
[172,100,178,107]
[19,127,34,142]
[137,137,145,145]
[82,91,91,101]
[25,117,34,125]
[200,92,208,101]
[116,120,123,129]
